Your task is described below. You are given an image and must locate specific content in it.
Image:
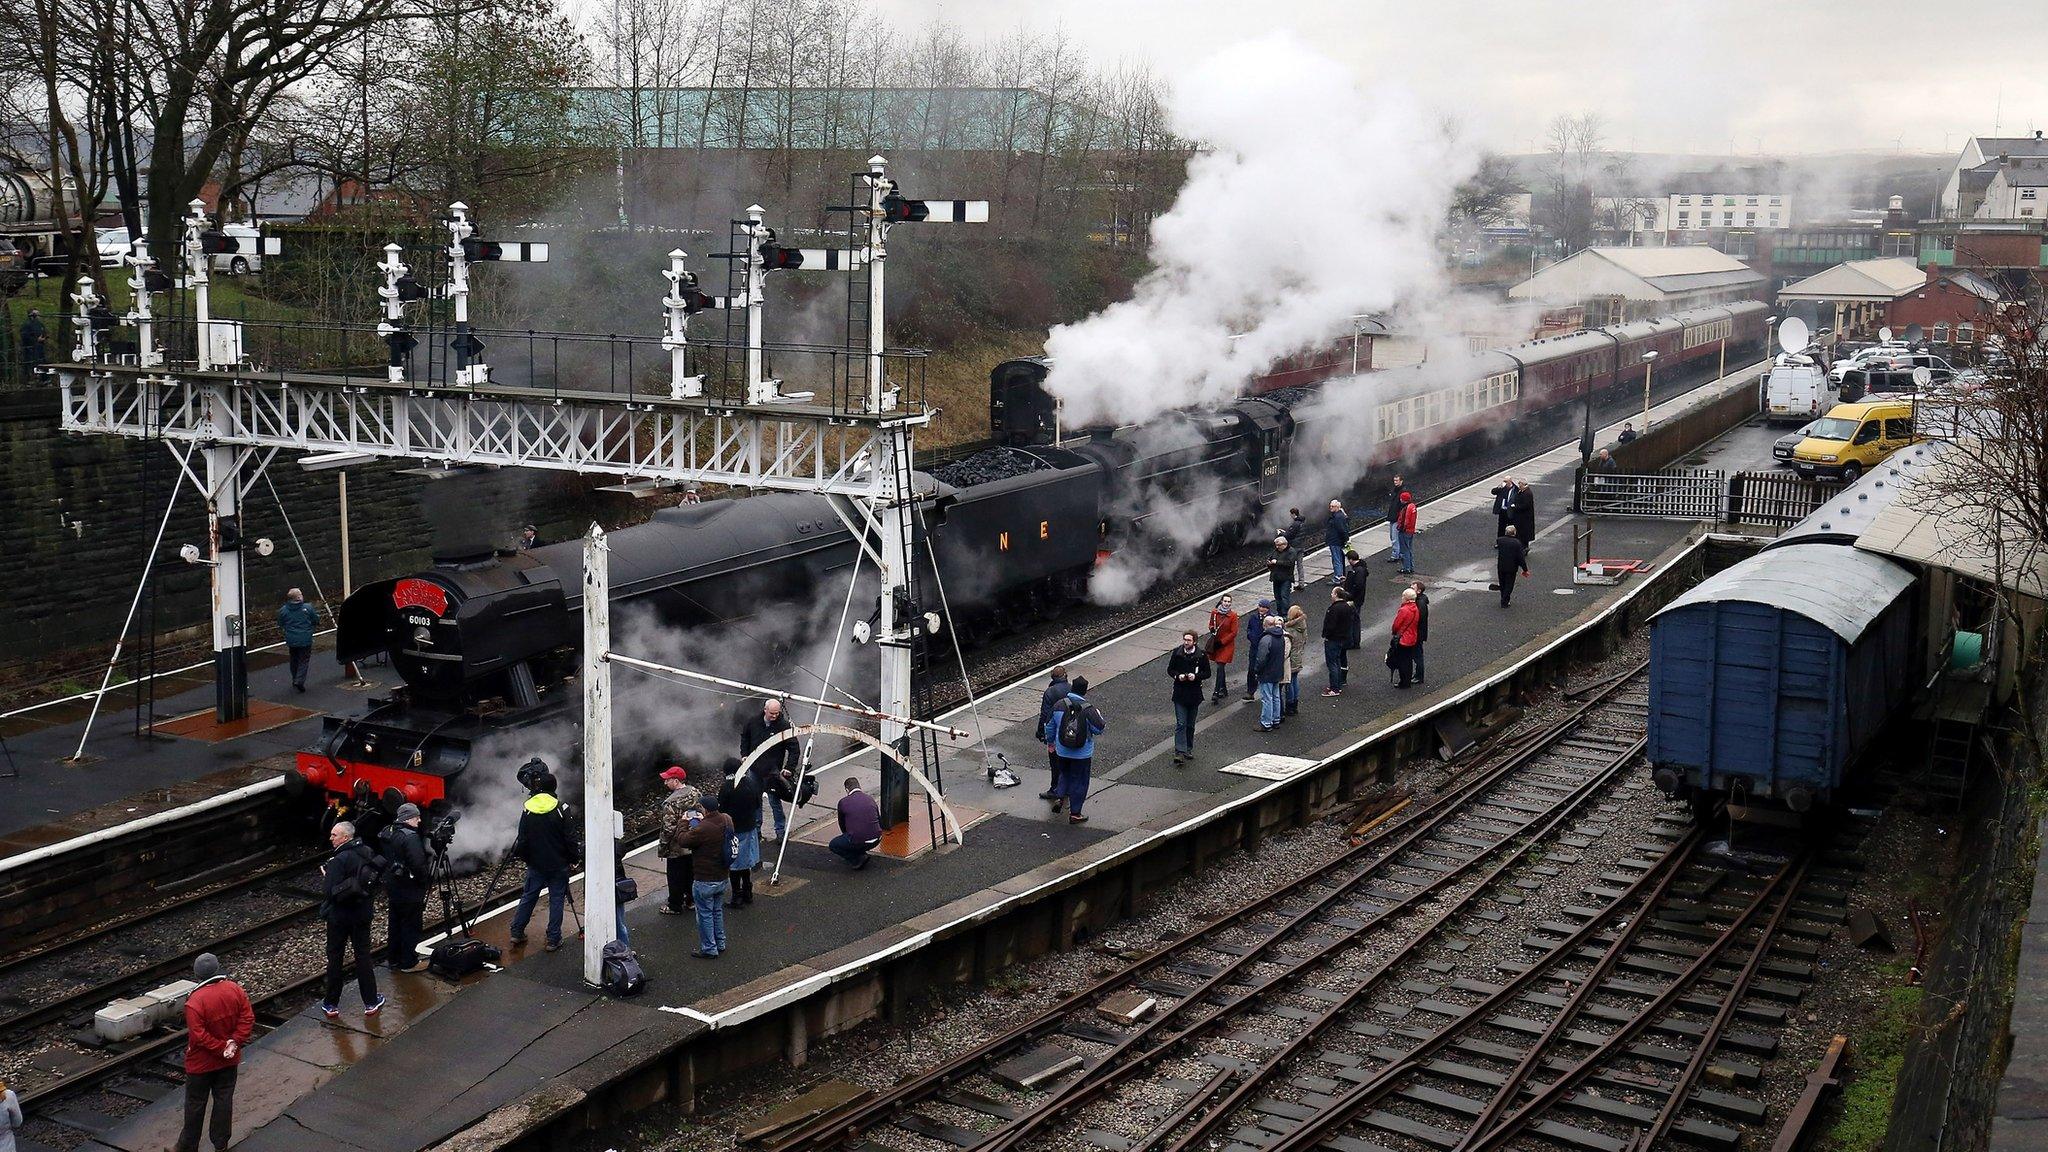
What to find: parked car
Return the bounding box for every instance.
[1774,419,1820,464]
[1791,399,1921,482]
[1841,352,1954,400]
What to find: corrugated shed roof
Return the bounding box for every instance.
[1854,439,2048,601]
[1657,543,1915,643]
[1776,258,1927,302]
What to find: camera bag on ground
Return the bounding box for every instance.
[600,939,645,997]
[428,935,499,980]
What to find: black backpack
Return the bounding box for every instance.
[1056,701,1089,751]
[601,940,646,997]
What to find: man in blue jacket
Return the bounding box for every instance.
[1325,500,1352,583]
[277,589,319,693]
[1252,615,1288,731]
[1047,677,1106,825]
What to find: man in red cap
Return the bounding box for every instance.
[656,766,702,915]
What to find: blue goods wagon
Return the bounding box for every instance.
[1647,542,1917,813]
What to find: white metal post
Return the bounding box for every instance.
[185,201,212,371]
[205,426,248,722]
[866,156,890,412]
[447,203,483,386]
[71,277,100,361]
[874,426,913,826]
[582,524,618,985]
[127,238,160,369]
[743,205,770,404]
[1641,356,1655,425]
[339,471,352,597]
[662,249,703,399]
[378,243,410,385]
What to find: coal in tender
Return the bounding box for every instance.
[927,448,1055,488]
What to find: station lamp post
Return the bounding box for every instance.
[1640,350,1658,427]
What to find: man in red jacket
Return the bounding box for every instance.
[179,953,254,1152]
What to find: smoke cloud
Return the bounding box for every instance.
[1042,33,1477,426]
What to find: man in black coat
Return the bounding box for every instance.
[1266,536,1295,616]
[1490,476,1519,538]
[1383,475,1408,555]
[379,804,431,973]
[1035,667,1071,799]
[739,698,796,840]
[1322,589,1357,695]
[508,773,576,951]
[1340,550,1369,651]
[1166,631,1210,765]
[319,821,383,1018]
[1409,581,1431,685]
[1511,479,1537,545]
[1496,526,1530,607]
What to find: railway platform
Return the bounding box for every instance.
[62,368,1781,1152]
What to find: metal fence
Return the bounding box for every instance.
[1582,467,1848,528]
[1582,468,1728,519]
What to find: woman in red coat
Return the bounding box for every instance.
[1206,593,1240,703]
[1389,588,1421,689]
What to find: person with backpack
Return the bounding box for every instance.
[318,821,384,1019]
[1394,491,1419,575]
[379,804,431,974]
[178,953,253,1152]
[1206,595,1240,703]
[1048,677,1106,824]
[1035,666,1072,800]
[508,772,576,953]
[678,794,736,957]
[1167,630,1210,765]
[1241,600,1272,702]
[718,755,763,908]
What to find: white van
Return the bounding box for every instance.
[1765,353,1834,425]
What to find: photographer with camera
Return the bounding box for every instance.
[508,763,575,953]
[380,804,431,974]
[739,699,797,840]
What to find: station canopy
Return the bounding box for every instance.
[1508,247,1764,305]
[1776,257,1927,304]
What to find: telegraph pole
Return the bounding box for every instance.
[582,525,617,985]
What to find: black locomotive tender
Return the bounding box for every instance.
[295,303,1768,807]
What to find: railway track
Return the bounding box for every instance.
[749,664,1863,1152]
[753,665,1656,1152]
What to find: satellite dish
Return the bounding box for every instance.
[1878,326,1893,343]
[1904,323,1925,344]
[1913,366,1932,388]
[1777,316,1810,355]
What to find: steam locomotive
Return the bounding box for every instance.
[292,302,1768,808]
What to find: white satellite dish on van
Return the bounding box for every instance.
[1878,326,1893,343]
[1777,316,1810,355]
[1913,366,1933,388]
[1904,323,1925,344]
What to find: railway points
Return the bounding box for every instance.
[3,361,1786,1152]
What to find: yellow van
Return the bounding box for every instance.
[1791,399,1920,482]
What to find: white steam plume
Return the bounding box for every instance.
[1043,34,1478,425]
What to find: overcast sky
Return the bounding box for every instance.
[866,0,2047,157]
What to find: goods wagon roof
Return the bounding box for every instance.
[1654,542,1914,644]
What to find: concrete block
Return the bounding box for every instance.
[95,998,155,1042]
[1096,991,1156,1026]
[140,979,199,1026]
